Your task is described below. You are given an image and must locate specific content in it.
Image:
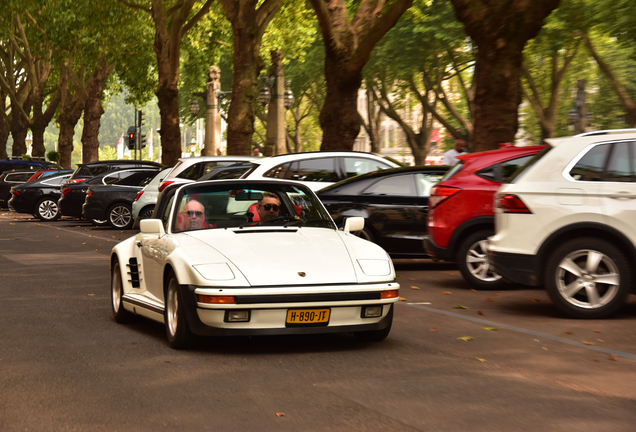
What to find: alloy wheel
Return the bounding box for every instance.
[109,205,132,228]
[466,239,501,282]
[556,249,620,309]
[166,278,179,338]
[37,199,58,220]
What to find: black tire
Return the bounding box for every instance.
[164,271,194,349]
[111,260,133,323]
[457,230,506,290]
[352,227,375,243]
[139,205,155,220]
[545,237,630,319]
[353,306,393,342]
[35,197,61,221]
[107,203,134,230]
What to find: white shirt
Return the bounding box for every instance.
[443,149,465,166]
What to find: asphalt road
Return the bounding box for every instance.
[1,212,636,432]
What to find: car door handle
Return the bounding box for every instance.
[136,241,142,248]
[608,191,636,200]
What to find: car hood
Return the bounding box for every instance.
[180,228,358,286]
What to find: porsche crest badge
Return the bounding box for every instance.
[298,272,306,277]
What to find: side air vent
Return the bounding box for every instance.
[127,257,141,288]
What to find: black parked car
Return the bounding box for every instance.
[67,160,163,184]
[0,159,62,175]
[59,168,161,222]
[82,170,161,229]
[8,171,73,220]
[317,165,448,259]
[0,171,34,208]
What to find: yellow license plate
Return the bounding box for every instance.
[286,309,330,324]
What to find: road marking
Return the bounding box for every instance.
[404,303,636,361]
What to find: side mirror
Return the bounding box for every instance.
[140,219,165,236]
[343,216,364,233]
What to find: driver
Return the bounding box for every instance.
[256,192,280,224]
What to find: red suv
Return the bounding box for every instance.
[424,144,545,289]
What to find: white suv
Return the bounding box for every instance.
[240,151,401,191]
[488,130,636,318]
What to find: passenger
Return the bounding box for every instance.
[183,199,206,230]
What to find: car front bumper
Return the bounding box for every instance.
[488,250,540,286]
[180,283,398,337]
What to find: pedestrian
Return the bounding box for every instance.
[252,147,260,157]
[443,139,467,166]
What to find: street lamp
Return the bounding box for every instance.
[284,87,295,109]
[189,99,200,117]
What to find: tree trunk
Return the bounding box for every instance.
[0,90,8,159]
[471,45,525,150]
[149,0,213,166]
[56,69,86,169]
[220,0,281,156]
[309,0,413,151]
[81,60,114,163]
[31,91,61,158]
[9,98,31,157]
[321,59,362,151]
[449,0,560,151]
[365,86,381,154]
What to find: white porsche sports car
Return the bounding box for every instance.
[110,179,399,349]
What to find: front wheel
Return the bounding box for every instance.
[352,227,375,243]
[545,238,630,319]
[111,261,132,323]
[457,230,506,290]
[164,272,194,349]
[36,197,61,221]
[108,203,134,230]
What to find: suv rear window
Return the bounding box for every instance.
[76,165,110,177]
[510,146,552,183]
[440,162,464,182]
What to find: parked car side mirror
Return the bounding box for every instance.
[344,216,364,233]
[140,219,165,237]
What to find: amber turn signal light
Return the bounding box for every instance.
[197,295,236,304]
[381,290,399,299]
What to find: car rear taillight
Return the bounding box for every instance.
[496,194,532,214]
[10,190,19,196]
[158,181,174,192]
[134,191,144,202]
[62,187,72,197]
[429,185,461,209]
[67,178,86,184]
[86,190,93,198]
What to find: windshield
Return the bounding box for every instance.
[509,146,552,183]
[171,182,336,233]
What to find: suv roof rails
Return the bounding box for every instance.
[575,128,636,137]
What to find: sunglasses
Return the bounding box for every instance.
[262,204,279,211]
[186,210,204,217]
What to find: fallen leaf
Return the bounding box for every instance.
[485,297,493,302]
[593,329,601,333]
[453,305,469,309]
[457,336,473,341]
[534,339,540,342]
[476,358,486,362]
[275,413,285,417]
[449,272,455,276]
[430,328,437,332]
[443,291,451,295]
[398,297,408,302]
[593,359,600,362]
[531,298,541,302]
[396,274,401,278]
[89,235,93,237]
[82,242,87,245]
[582,341,595,346]
[477,311,484,316]
[482,327,498,331]
[596,339,604,343]
[494,293,500,296]
[608,354,618,361]
[470,289,477,292]
[88,294,94,296]
[542,347,548,351]
[565,330,573,334]
[410,286,420,290]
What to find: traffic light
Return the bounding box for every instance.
[137,110,145,128]
[126,126,136,150]
[139,132,147,149]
